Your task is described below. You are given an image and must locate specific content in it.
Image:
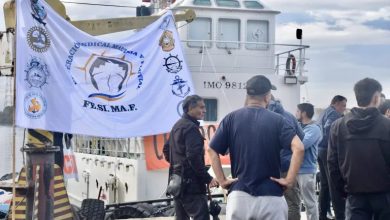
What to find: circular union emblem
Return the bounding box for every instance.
[25,57,49,88]
[26,66,48,88]
[24,92,47,119]
[163,54,182,74]
[159,30,175,52]
[31,0,47,22]
[27,26,51,53]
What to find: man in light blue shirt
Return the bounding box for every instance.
[295,103,322,220]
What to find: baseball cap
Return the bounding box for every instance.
[246,75,277,95]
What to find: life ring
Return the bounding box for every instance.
[286,54,296,75]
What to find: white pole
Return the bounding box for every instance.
[11,32,16,220]
[11,1,17,219]
[299,33,303,76]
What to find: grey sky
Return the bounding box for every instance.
[1,0,389,109]
[266,0,390,108]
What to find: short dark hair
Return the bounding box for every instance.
[378,99,390,115]
[297,103,314,119]
[182,95,203,113]
[331,95,347,105]
[354,78,382,107]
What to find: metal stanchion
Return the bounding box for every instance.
[21,129,57,219]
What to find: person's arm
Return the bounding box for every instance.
[185,127,213,184]
[162,139,170,163]
[286,135,305,182]
[302,125,322,150]
[295,121,305,140]
[271,135,304,189]
[207,147,237,189]
[327,122,346,197]
[323,111,340,142]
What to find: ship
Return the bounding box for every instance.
[0,0,309,219]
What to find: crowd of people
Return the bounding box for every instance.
[164,75,390,220]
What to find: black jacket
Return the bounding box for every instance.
[328,107,390,195]
[163,114,212,194]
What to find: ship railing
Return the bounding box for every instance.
[180,40,309,76]
[73,136,144,159]
[0,65,13,69]
[0,29,15,78]
[274,46,309,77]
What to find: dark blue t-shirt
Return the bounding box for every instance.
[210,106,296,196]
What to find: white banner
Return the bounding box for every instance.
[15,0,194,138]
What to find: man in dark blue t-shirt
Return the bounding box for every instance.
[208,75,304,220]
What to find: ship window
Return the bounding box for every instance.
[193,0,211,5]
[215,0,240,7]
[243,1,264,9]
[204,98,218,121]
[187,17,212,48]
[246,20,269,50]
[217,19,240,49]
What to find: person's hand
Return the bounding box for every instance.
[270,177,294,191]
[209,178,219,188]
[219,178,238,190]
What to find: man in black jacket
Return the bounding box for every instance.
[163,95,218,220]
[328,78,390,220]
[317,95,347,220]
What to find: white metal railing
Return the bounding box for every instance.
[73,136,144,159]
[0,29,14,77]
[275,46,309,76]
[180,40,309,76]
